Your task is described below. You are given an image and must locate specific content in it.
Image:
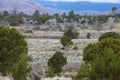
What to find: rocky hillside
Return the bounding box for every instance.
[0,0,52,15]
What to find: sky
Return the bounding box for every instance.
[45,0,120,3]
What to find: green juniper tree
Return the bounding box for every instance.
[0,27,31,78]
[60,35,73,48]
[11,54,31,80]
[48,51,67,75]
[99,32,120,41]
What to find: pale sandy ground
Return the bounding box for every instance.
[26,38,98,76]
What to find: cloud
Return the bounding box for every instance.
[46,0,120,3]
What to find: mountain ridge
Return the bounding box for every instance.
[0,0,120,15]
[34,0,120,14]
[0,0,52,15]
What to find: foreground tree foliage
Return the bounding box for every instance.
[88,48,120,80]
[83,38,120,64]
[11,54,31,80]
[0,27,31,78]
[74,63,89,80]
[75,38,120,80]
[76,48,120,80]
[99,32,120,41]
[48,51,67,75]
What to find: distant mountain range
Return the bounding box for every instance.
[34,0,120,14]
[0,0,120,15]
[0,0,52,15]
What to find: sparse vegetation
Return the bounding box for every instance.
[0,7,120,26]
[0,4,120,80]
[73,46,78,50]
[46,66,55,78]
[87,33,91,39]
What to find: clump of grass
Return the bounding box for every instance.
[73,46,78,50]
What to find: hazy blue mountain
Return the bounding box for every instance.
[33,0,120,14]
[1,0,120,15]
[0,0,52,15]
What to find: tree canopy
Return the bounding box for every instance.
[76,48,120,80]
[99,32,120,41]
[48,51,67,74]
[88,48,120,80]
[75,31,120,80]
[75,38,120,80]
[0,27,30,77]
[83,38,120,64]
[64,29,79,39]
[60,35,73,47]
[74,63,89,80]
[11,54,31,80]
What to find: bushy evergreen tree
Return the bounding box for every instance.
[11,54,31,80]
[60,35,73,47]
[0,27,30,76]
[99,32,120,41]
[48,51,67,74]
[83,38,120,64]
[64,29,79,39]
[88,48,120,80]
